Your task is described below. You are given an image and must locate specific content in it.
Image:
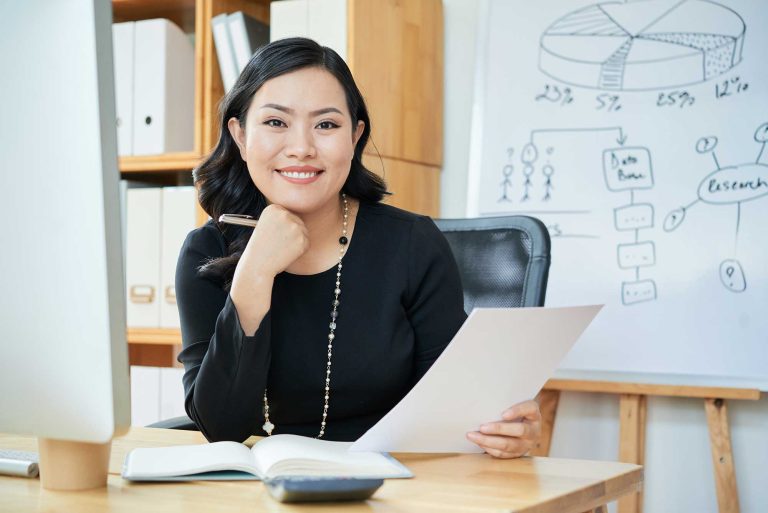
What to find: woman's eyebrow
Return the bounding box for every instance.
[260,103,343,116]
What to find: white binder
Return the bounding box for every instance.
[228,11,269,73]
[133,19,194,155]
[126,188,162,328]
[130,366,161,426]
[112,21,134,156]
[270,0,308,43]
[269,0,347,61]
[160,186,197,329]
[159,367,187,420]
[211,13,238,93]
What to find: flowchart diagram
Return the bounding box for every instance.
[471,0,768,382]
[664,121,768,292]
[499,127,658,305]
[539,0,746,91]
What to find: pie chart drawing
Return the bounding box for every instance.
[539,0,746,91]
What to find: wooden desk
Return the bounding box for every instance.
[0,427,642,513]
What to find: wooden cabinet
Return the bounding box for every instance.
[112,0,443,362]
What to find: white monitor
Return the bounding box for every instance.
[0,0,130,488]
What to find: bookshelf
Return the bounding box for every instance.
[113,0,444,365]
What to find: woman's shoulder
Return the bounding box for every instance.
[181,219,227,258]
[360,201,435,230]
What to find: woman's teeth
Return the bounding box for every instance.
[280,170,318,179]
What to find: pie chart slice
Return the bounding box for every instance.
[640,0,745,38]
[546,4,628,36]
[539,0,745,90]
[600,0,686,36]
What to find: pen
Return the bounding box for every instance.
[218,214,258,227]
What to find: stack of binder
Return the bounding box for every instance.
[112,19,195,156]
[120,184,198,330]
[211,11,270,92]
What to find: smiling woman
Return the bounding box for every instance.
[175,38,542,457]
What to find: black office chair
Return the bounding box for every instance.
[149,215,551,431]
[434,215,551,310]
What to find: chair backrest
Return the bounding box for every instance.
[434,216,551,312]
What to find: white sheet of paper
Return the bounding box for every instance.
[351,305,603,453]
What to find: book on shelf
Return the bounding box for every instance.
[211,11,269,92]
[122,434,412,481]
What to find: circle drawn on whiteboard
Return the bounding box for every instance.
[503,164,514,178]
[696,136,718,154]
[719,259,746,292]
[664,208,685,231]
[539,1,745,91]
[521,143,539,164]
[754,123,768,143]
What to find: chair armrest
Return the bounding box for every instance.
[147,415,198,431]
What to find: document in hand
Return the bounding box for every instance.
[351,305,603,453]
[122,434,412,481]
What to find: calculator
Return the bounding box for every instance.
[263,476,384,503]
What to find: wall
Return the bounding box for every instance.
[440,1,768,512]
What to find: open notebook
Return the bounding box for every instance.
[122,434,412,481]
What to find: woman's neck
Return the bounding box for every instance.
[285,196,359,275]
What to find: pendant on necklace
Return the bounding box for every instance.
[263,421,274,435]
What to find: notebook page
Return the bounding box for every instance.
[123,441,257,479]
[250,434,409,478]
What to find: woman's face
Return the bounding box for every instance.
[229,66,364,215]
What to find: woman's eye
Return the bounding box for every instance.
[317,121,340,130]
[265,119,285,128]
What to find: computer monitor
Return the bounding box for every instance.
[0,0,130,490]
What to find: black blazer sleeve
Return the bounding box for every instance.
[175,225,272,442]
[405,216,468,383]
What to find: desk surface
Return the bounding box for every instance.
[0,427,642,513]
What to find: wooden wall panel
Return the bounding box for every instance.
[349,0,443,167]
[363,154,440,217]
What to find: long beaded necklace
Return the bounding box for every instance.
[262,193,349,439]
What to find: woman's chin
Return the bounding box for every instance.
[265,193,335,216]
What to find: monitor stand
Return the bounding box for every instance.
[38,438,112,490]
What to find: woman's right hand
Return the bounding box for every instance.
[239,204,309,279]
[229,204,308,335]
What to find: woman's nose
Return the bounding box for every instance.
[284,125,316,159]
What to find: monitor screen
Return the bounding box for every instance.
[0,0,130,443]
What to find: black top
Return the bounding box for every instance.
[175,201,467,442]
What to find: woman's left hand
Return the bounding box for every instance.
[466,400,542,459]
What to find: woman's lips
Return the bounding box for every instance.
[276,166,323,184]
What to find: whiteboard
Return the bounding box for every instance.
[467,0,768,386]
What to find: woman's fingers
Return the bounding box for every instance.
[466,431,530,458]
[479,420,531,438]
[502,400,542,422]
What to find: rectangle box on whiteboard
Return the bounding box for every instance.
[126,188,162,328]
[622,280,657,305]
[160,187,197,328]
[112,22,134,156]
[614,203,654,231]
[133,19,194,155]
[603,147,653,191]
[617,241,655,269]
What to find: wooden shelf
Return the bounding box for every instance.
[113,0,196,33]
[119,151,203,172]
[127,328,182,346]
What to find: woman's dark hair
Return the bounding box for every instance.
[193,37,387,289]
